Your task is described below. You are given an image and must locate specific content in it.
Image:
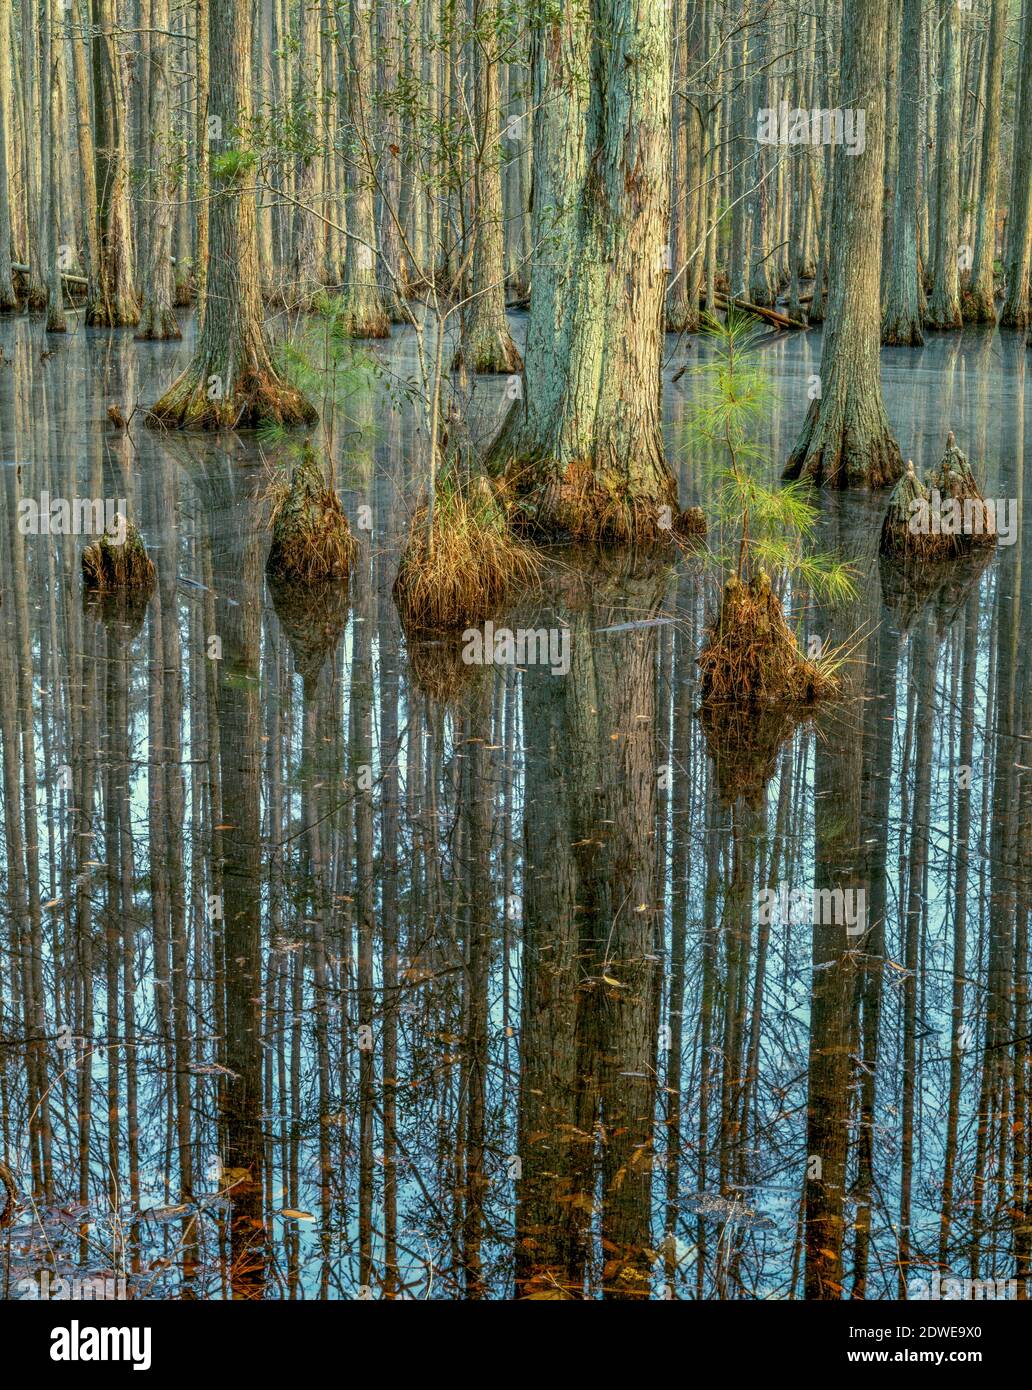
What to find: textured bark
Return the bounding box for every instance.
[87,0,139,325]
[786,0,902,488]
[0,0,17,307]
[454,0,522,372]
[881,0,923,344]
[287,0,324,309]
[925,0,962,328]
[666,0,703,332]
[965,0,1005,321]
[376,0,410,321]
[146,0,315,428]
[487,0,679,540]
[68,0,100,306]
[340,0,390,337]
[1002,0,1032,327]
[136,0,181,339]
[43,0,66,331]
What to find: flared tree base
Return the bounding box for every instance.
[452,326,523,375]
[961,284,997,323]
[784,392,902,489]
[146,359,317,431]
[136,305,182,341]
[500,453,702,547]
[86,298,141,328]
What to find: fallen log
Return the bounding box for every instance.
[12,261,88,287]
[714,291,808,331]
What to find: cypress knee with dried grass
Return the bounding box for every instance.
[880,433,997,559]
[699,571,837,706]
[82,516,155,591]
[81,517,156,632]
[267,444,356,584]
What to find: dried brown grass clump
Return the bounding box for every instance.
[393,475,540,631]
[698,571,838,706]
[81,518,155,592]
[267,445,356,584]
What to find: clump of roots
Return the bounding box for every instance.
[880,433,997,560]
[698,571,839,706]
[267,569,349,701]
[393,473,540,631]
[266,444,357,584]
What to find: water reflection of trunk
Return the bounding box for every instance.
[205,447,268,1299]
[1,440,53,1200]
[458,673,494,1297]
[851,595,901,1297]
[897,607,937,1294]
[516,559,665,1299]
[971,335,1026,1290]
[804,496,879,1299]
[938,583,979,1269]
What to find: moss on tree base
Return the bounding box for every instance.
[501,457,700,547]
[266,445,357,584]
[452,329,523,375]
[136,306,182,341]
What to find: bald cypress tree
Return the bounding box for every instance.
[147,0,315,428]
[786,0,902,488]
[486,0,684,541]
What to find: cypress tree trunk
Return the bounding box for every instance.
[287,0,324,309]
[666,0,703,332]
[340,0,390,337]
[966,0,1004,321]
[748,8,775,306]
[43,0,67,332]
[69,0,100,308]
[87,0,139,326]
[925,0,963,328]
[786,0,902,488]
[1002,0,1032,327]
[881,0,923,344]
[136,0,181,339]
[487,0,681,541]
[454,0,521,372]
[0,0,17,308]
[194,0,210,323]
[146,0,316,428]
[377,0,410,321]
